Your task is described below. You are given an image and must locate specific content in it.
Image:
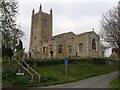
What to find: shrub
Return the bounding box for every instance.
[24,57,115,66]
[2,59,9,64]
[91,58,106,65]
[24,58,67,66]
[2,56,9,61]
[2,70,16,81]
[82,57,107,65]
[12,76,30,87]
[24,58,73,67]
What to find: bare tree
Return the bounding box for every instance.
[100,1,120,59]
[0,0,24,52]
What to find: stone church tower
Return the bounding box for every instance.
[29,5,52,58]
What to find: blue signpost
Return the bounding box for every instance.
[64,59,68,65]
[64,59,68,81]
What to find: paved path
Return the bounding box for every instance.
[43,71,119,88]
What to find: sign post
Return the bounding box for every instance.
[64,59,68,81]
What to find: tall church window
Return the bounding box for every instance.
[68,46,72,54]
[58,45,62,54]
[79,43,83,52]
[43,46,45,55]
[92,38,96,50]
[29,53,31,58]
[50,45,53,51]
[50,45,53,57]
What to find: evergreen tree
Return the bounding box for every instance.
[16,39,24,58]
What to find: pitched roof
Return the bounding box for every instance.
[77,31,99,37]
[53,31,75,38]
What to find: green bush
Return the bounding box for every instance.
[2,56,9,61]
[24,58,82,66]
[2,59,9,64]
[2,70,16,81]
[12,76,30,87]
[24,58,67,66]
[89,58,107,65]
[24,57,118,66]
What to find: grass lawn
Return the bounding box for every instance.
[33,60,119,87]
[111,75,120,89]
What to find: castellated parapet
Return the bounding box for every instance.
[29,4,52,48]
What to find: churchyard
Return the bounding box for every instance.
[2,57,120,87]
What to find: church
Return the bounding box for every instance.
[28,5,102,59]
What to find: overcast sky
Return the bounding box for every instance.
[16,0,119,56]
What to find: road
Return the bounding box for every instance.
[43,71,119,88]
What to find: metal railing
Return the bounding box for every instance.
[13,58,33,82]
[20,58,41,82]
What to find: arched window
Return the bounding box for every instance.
[50,45,53,51]
[58,45,62,54]
[43,46,45,55]
[92,38,96,50]
[29,53,31,58]
[79,43,83,52]
[68,46,72,54]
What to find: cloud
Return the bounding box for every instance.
[53,15,100,35]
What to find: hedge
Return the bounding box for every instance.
[23,57,118,67]
[24,58,75,67]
